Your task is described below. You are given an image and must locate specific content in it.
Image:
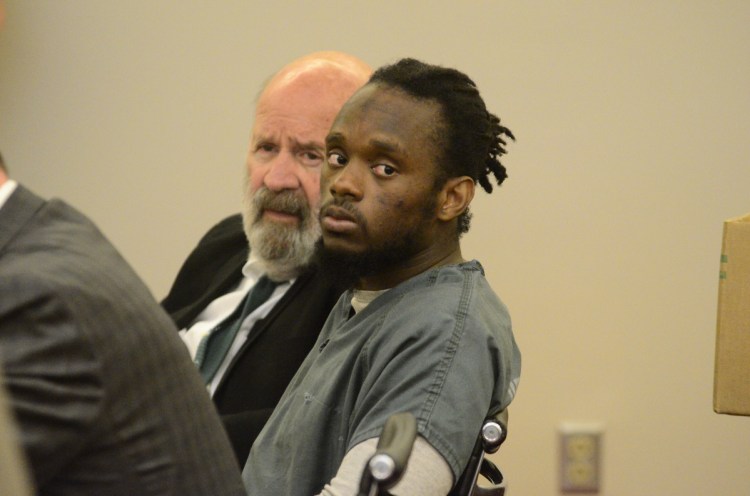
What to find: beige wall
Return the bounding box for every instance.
[1,1,748,494]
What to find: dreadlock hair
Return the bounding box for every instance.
[369,58,514,235]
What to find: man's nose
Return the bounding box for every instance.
[264,152,301,191]
[328,162,363,201]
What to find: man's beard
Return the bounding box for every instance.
[242,184,320,281]
[313,198,433,290]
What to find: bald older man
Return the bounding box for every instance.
[161,51,372,463]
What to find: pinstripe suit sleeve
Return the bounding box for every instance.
[0,273,104,487]
[0,186,247,495]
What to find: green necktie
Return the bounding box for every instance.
[197,276,278,383]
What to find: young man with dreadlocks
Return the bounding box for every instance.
[242,58,522,495]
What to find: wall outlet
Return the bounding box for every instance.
[559,423,603,493]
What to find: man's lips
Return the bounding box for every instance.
[262,208,300,224]
[320,205,358,233]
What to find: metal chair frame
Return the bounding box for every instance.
[449,409,509,496]
[358,409,509,496]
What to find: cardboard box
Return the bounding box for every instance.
[714,212,750,416]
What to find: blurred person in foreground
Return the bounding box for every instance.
[0,4,33,495]
[0,152,245,493]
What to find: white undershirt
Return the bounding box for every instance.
[179,255,293,395]
[318,437,453,496]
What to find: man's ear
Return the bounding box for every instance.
[437,176,475,222]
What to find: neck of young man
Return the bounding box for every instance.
[355,243,464,292]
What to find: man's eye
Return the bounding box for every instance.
[256,143,276,154]
[300,151,323,166]
[327,152,347,167]
[372,164,397,177]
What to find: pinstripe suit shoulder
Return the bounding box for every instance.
[0,185,245,496]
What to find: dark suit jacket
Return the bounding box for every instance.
[0,185,245,496]
[0,371,32,496]
[161,214,345,464]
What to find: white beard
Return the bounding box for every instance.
[241,182,321,282]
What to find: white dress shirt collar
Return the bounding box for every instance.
[241,252,265,282]
[0,180,18,211]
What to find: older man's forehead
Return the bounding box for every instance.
[252,121,327,151]
[253,100,338,147]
